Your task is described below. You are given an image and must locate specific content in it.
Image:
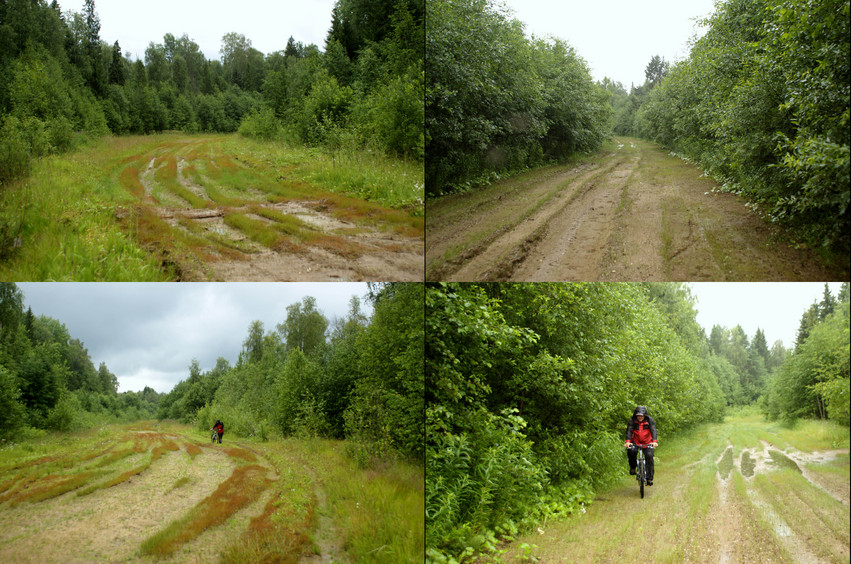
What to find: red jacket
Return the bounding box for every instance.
[214,422,223,434]
[626,415,657,446]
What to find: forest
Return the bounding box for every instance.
[0,282,424,467]
[160,282,424,464]
[0,282,160,436]
[0,0,424,186]
[425,0,610,196]
[425,282,849,561]
[608,0,849,256]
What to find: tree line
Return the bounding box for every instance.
[0,283,160,439]
[610,0,849,256]
[425,0,610,196]
[424,282,849,561]
[158,283,424,464]
[763,283,849,424]
[0,0,423,186]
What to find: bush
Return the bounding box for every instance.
[46,391,85,432]
[298,70,352,144]
[0,366,27,439]
[0,115,32,185]
[47,116,75,153]
[237,106,280,140]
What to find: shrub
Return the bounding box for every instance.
[0,115,32,185]
[238,106,280,140]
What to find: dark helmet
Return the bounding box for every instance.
[634,406,647,418]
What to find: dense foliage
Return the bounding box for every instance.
[763,283,849,425]
[626,0,849,254]
[0,283,159,439]
[160,283,424,464]
[425,0,610,196]
[0,0,423,187]
[425,283,730,559]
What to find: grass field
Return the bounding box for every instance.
[0,133,424,281]
[0,421,424,562]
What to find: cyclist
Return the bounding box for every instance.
[625,406,658,485]
[211,419,224,444]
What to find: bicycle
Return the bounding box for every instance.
[211,429,218,444]
[627,443,653,498]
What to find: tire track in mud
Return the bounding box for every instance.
[116,137,422,281]
[449,157,627,281]
[496,425,847,563]
[511,154,641,281]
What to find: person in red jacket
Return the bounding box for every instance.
[625,405,658,485]
[211,419,224,444]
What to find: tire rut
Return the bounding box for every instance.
[426,137,846,281]
[512,154,641,281]
[449,156,626,281]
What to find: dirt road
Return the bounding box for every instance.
[494,413,849,563]
[118,137,422,281]
[426,138,846,281]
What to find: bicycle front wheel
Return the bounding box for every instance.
[639,461,645,498]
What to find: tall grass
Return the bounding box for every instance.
[311,440,424,562]
[221,136,424,211]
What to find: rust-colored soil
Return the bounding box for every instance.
[0,428,311,562]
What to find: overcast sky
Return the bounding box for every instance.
[688,283,845,349]
[498,0,717,88]
[18,283,370,394]
[60,0,337,61]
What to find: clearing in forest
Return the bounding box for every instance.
[0,422,424,563]
[0,134,423,281]
[426,137,847,281]
[492,411,849,563]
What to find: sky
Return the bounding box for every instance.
[497,0,717,88]
[18,283,370,394]
[60,0,338,61]
[688,283,845,349]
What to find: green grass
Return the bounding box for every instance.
[223,136,424,211]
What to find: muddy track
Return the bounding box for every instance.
[117,137,423,281]
[426,137,846,281]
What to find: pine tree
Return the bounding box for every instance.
[818,283,836,321]
[109,41,125,85]
[82,0,106,96]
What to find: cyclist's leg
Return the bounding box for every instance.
[645,447,655,481]
[627,445,638,473]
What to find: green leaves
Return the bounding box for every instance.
[425,0,609,195]
[426,283,728,558]
[637,0,850,253]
